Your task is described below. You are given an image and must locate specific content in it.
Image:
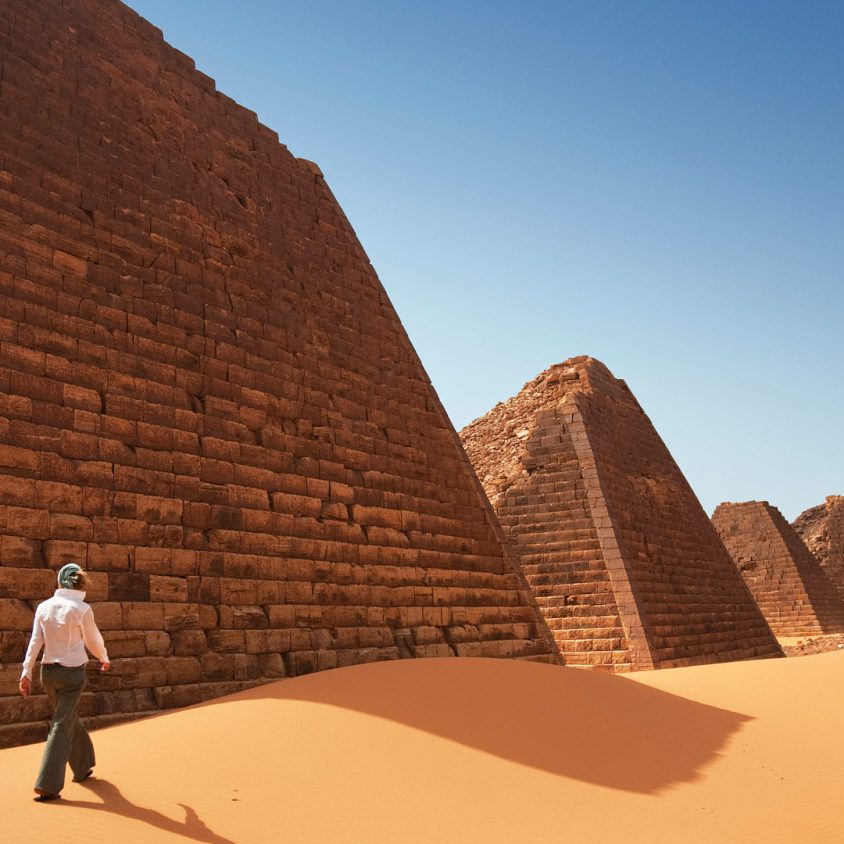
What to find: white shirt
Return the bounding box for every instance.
[20,589,109,680]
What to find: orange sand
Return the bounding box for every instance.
[1,651,842,843]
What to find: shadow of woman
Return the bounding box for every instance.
[56,779,234,844]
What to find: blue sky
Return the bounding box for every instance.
[125,0,842,520]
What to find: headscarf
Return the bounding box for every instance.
[57,563,84,589]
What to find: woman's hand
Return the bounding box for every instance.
[18,677,31,697]
[100,661,110,672]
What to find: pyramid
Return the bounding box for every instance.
[460,357,782,670]
[0,0,557,747]
[712,501,844,636]
[793,496,844,603]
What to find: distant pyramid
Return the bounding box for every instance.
[0,0,556,748]
[793,496,844,603]
[460,357,782,670]
[712,501,844,635]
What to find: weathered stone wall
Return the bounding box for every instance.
[492,404,630,668]
[712,501,844,636]
[0,0,555,747]
[793,496,844,602]
[461,357,782,670]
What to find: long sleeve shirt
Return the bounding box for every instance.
[20,588,109,681]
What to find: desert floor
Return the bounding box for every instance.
[1,649,842,843]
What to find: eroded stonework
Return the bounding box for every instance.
[713,501,844,636]
[461,357,782,670]
[0,0,555,747]
[793,496,844,603]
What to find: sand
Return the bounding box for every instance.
[1,650,842,843]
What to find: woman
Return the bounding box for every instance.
[18,563,110,801]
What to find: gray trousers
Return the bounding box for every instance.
[35,664,95,794]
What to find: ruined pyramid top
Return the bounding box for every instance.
[793,496,844,565]
[461,356,639,503]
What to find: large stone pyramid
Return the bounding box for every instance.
[793,496,844,603]
[712,501,844,636]
[460,356,782,670]
[0,0,556,746]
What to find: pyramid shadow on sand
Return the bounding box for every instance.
[206,657,752,795]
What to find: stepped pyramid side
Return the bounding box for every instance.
[0,0,555,747]
[461,357,782,670]
[712,501,844,635]
[476,401,634,669]
[793,496,844,602]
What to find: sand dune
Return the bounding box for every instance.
[1,651,842,843]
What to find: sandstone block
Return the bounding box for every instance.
[42,540,87,567]
[122,602,165,630]
[103,631,148,659]
[88,602,123,630]
[17,569,54,599]
[219,605,268,630]
[200,654,236,682]
[144,632,173,656]
[0,598,34,630]
[206,630,245,653]
[165,656,202,685]
[257,653,286,677]
[172,630,207,656]
[150,575,189,603]
[0,536,42,566]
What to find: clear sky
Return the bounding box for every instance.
[125,0,842,521]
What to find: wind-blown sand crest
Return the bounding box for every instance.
[1,652,842,843]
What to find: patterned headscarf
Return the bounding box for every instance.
[57,563,84,589]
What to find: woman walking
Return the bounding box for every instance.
[18,563,110,801]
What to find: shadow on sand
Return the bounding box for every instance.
[55,779,234,844]
[204,657,751,795]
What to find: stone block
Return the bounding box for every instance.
[144,632,172,656]
[103,631,148,659]
[165,656,202,685]
[219,605,267,629]
[122,602,165,630]
[172,630,208,656]
[0,632,28,662]
[88,602,123,631]
[17,569,55,599]
[153,684,205,709]
[200,653,236,682]
[134,547,173,574]
[150,575,189,603]
[0,598,34,631]
[42,540,88,567]
[108,572,151,602]
[6,507,49,539]
[0,664,26,695]
[0,536,43,566]
[257,653,286,678]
